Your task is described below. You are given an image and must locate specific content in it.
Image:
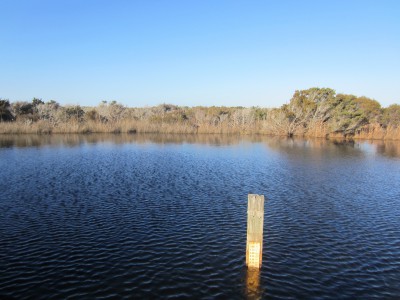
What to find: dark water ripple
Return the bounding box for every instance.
[1,135,400,299]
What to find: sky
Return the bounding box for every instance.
[0,0,399,108]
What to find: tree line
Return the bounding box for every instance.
[1,88,399,139]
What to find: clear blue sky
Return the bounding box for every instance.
[1,0,399,107]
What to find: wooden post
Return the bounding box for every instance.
[246,194,264,269]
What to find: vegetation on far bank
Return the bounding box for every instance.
[1,88,400,140]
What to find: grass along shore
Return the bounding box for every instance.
[1,118,400,141]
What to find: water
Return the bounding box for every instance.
[1,134,400,299]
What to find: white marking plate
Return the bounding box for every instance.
[248,242,261,268]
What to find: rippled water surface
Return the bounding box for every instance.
[1,134,400,299]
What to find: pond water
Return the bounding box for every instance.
[1,134,400,299]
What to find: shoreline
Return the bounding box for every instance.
[2,88,400,140]
[1,123,400,141]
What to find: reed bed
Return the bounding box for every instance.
[1,119,400,141]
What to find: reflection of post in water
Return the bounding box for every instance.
[246,268,261,299]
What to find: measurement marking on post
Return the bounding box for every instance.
[248,242,261,267]
[246,194,265,269]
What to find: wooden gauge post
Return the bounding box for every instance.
[246,194,265,269]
